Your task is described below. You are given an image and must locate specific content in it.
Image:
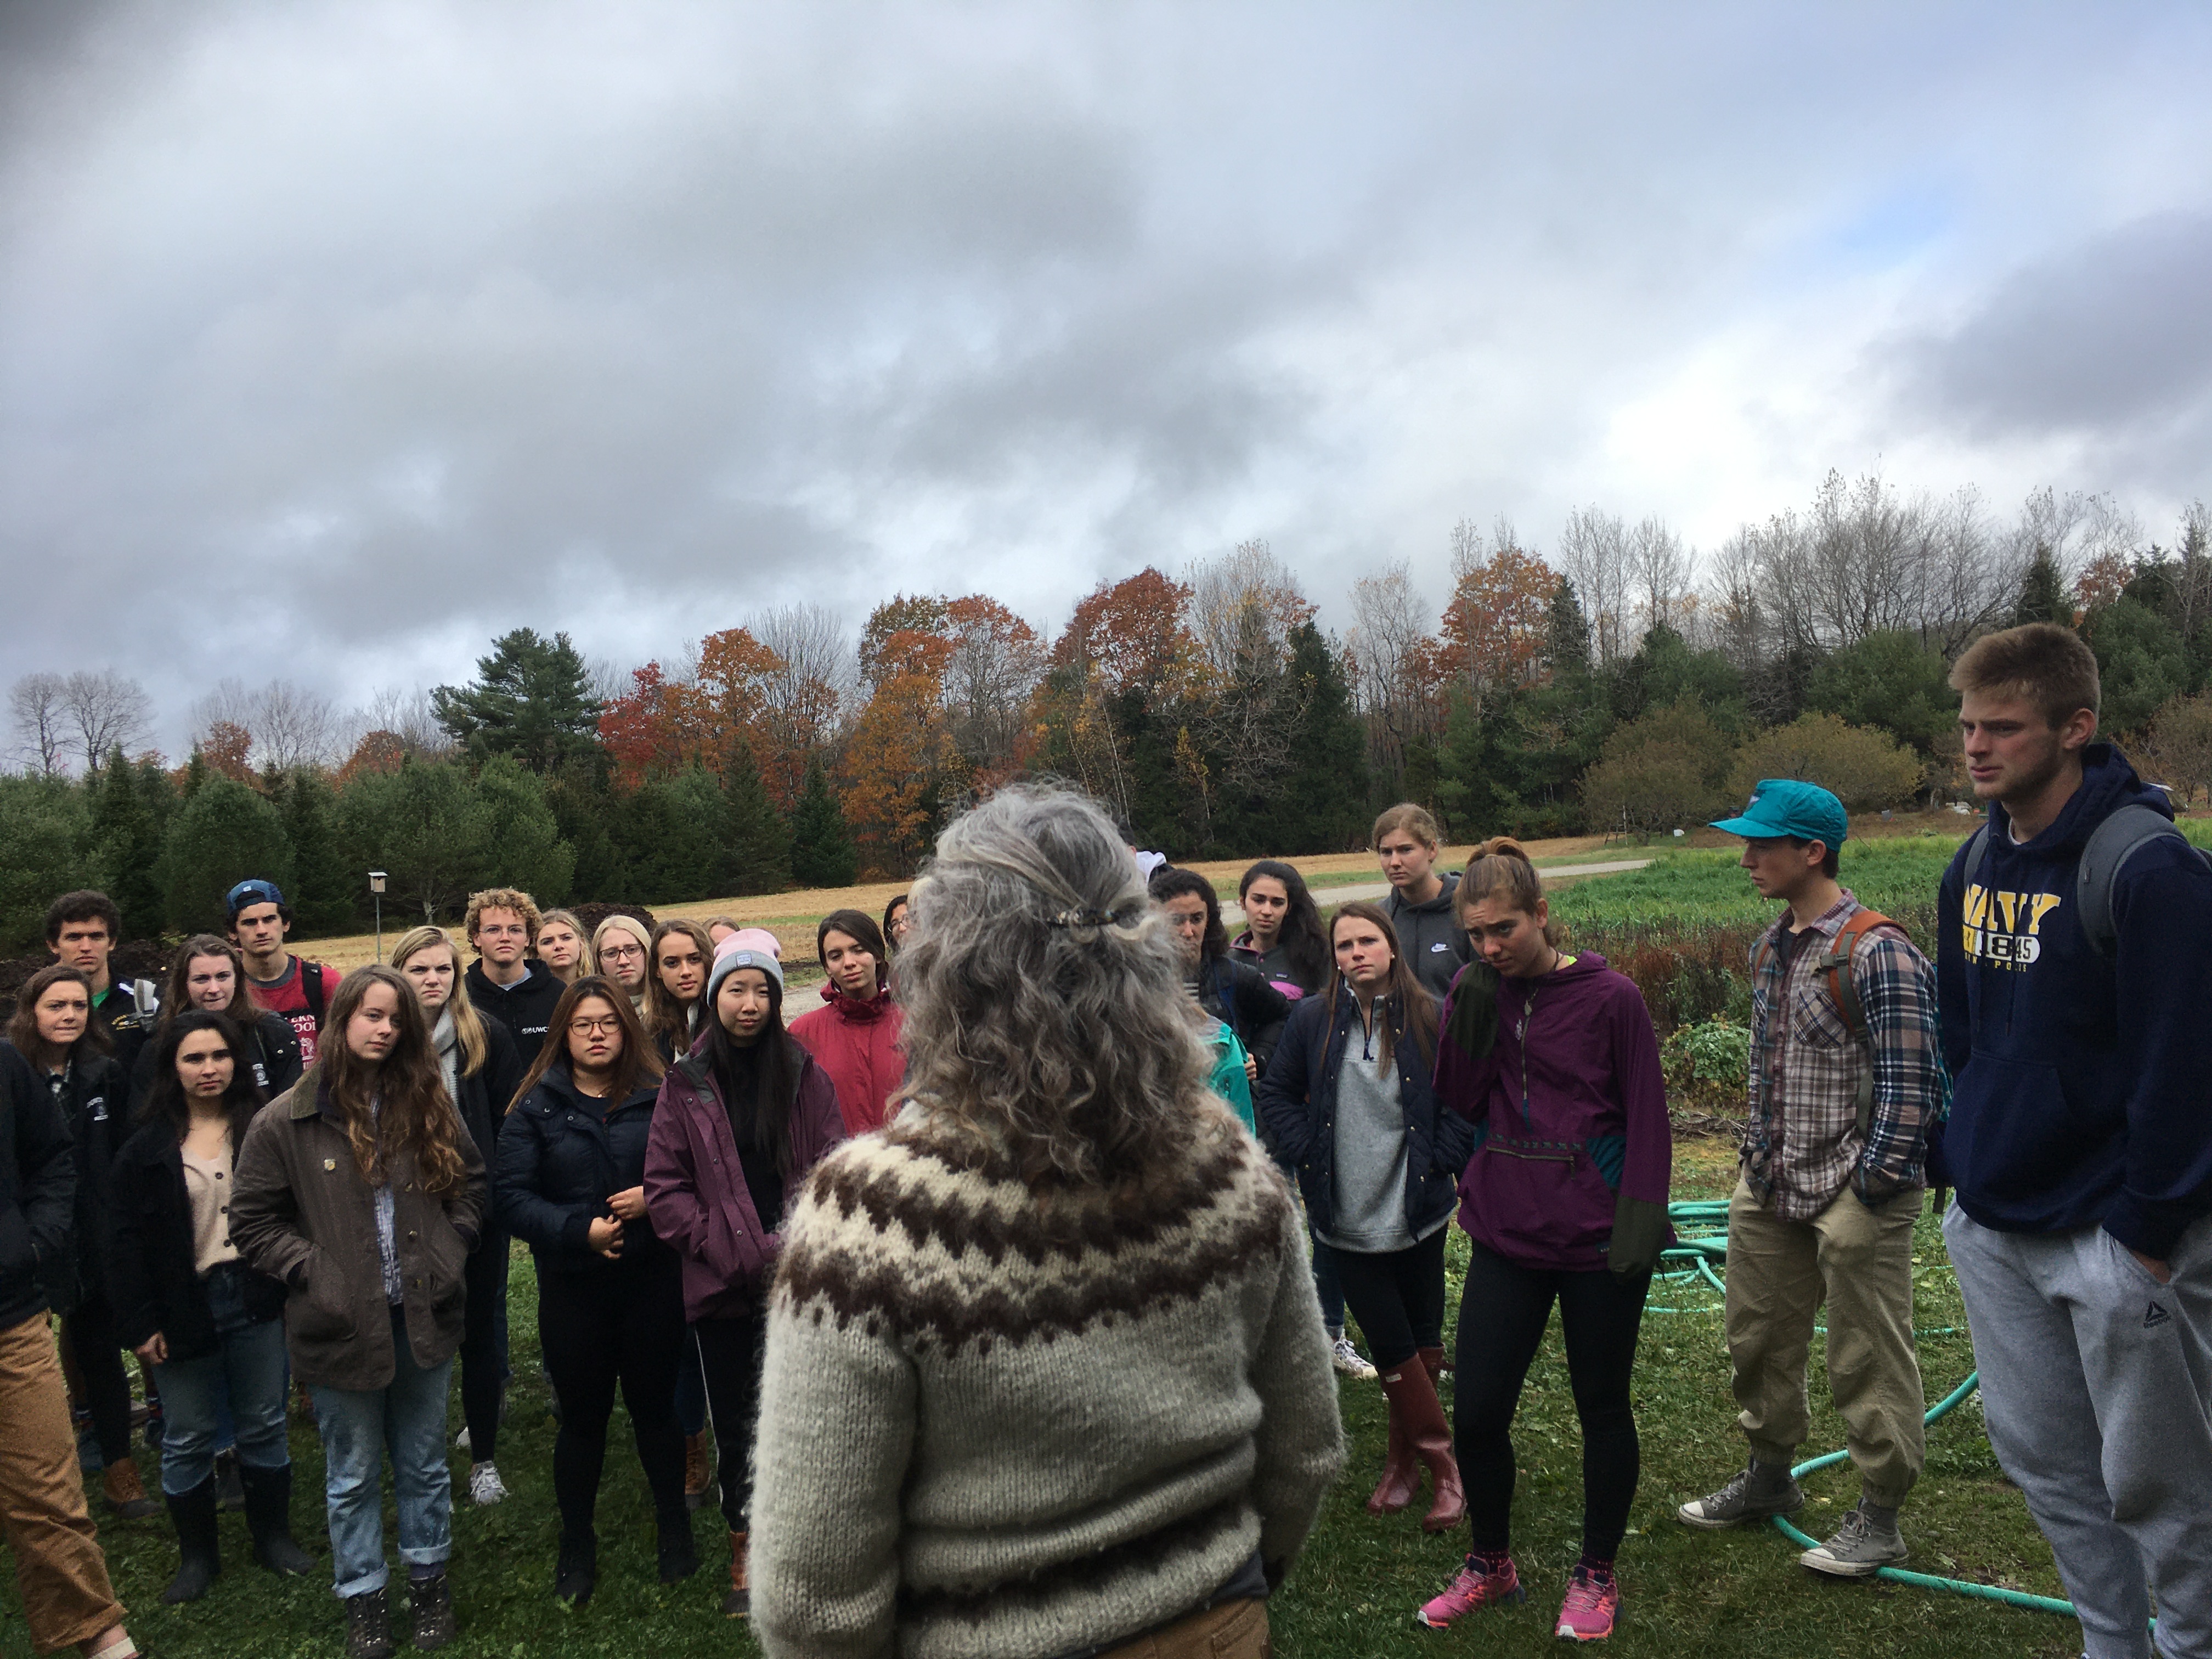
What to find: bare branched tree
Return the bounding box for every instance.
[9,673,71,775]
[1558,507,1633,664]
[1628,516,1692,634]
[252,680,339,770]
[63,670,153,773]
[1187,540,1317,793]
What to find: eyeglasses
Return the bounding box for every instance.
[600,944,643,961]
[568,1017,623,1036]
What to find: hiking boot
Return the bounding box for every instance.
[1415,1551,1523,1628]
[103,1459,161,1520]
[346,1587,394,1659]
[409,1573,456,1651]
[683,1432,714,1509]
[724,1530,750,1618]
[1554,1562,1620,1641]
[467,1463,509,1506]
[1331,1336,1378,1380]
[1677,1460,1802,1530]
[1799,1502,1908,1577]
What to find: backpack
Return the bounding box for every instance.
[1962,803,2208,960]
[298,960,330,1033]
[1752,908,1904,1135]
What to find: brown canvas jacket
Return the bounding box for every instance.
[229,1063,487,1392]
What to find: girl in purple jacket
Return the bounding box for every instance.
[1416,839,1671,1643]
[644,939,844,1618]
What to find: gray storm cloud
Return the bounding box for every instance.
[4,0,2210,749]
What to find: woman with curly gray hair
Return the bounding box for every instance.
[748,785,1345,1659]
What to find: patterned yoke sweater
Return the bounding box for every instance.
[751,1100,1346,1659]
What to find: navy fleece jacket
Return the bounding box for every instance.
[1934,744,2212,1260]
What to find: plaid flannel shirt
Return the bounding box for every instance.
[1740,891,1946,1220]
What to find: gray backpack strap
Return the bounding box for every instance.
[2076,804,2189,958]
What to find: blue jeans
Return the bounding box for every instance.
[310,1308,455,1599]
[150,1269,289,1496]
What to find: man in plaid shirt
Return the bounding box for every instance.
[1677,780,1944,1578]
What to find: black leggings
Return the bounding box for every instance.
[1333,1228,1448,1371]
[537,1266,689,1541]
[63,1296,133,1466]
[458,1230,509,1465]
[693,1311,765,1534]
[1453,1240,1650,1559]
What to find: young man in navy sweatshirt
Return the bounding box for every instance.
[1936,623,2212,1659]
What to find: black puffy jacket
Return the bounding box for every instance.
[495,1064,673,1280]
[465,962,565,1064]
[0,1042,75,1330]
[105,1113,286,1359]
[1196,956,1294,1076]
[49,1049,130,1310]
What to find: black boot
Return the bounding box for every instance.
[346,1586,394,1659]
[238,1461,315,1576]
[409,1572,456,1651]
[160,1476,221,1603]
[657,1510,699,1584]
[554,1534,596,1605]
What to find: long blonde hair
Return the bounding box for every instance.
[534,909,595,983]
[390,926,490,1078]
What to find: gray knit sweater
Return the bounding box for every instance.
[750,1101,1345,1659]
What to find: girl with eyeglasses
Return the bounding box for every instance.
[495,978,684,1605]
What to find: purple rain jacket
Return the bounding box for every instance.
[1433,952,1672,1274]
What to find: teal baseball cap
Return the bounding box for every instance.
[1709,779,1849,851]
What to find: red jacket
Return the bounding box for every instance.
[642,1038,845,1321]
[788,984,906,1138]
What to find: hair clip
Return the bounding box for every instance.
[1047,907,1120,929]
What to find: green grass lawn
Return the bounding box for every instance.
[5,1137,2087,1658]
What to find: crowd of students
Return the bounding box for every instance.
[1,620,2207,1658]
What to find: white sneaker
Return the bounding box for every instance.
[469,1462,509,1506]
[453,1426,471,1454]
[1331,1336,1378,1380]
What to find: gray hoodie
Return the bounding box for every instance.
[1384,870,1471,1001]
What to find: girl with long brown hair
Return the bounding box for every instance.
[1257,899,1472,1535]
[229,966,487,1659]
[495,977,685,1605]
[645,919,713,1063]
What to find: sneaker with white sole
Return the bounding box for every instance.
[1331,1336,1379,1380]
[468,1462,510,1506]
[1677,1461,1802,1529]
[1799,1503,1908,1577]
[453,1426,470,1454]
[1554,1562,1619,1641]
[1415,1552,1523,1627]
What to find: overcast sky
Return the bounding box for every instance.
[5,1,2210,756]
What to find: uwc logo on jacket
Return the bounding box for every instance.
[1960,882,2062,969]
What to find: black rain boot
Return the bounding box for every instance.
[160,1476,221,1604]
[238,1461,315,1576]
[657,1510,700,1584]
[554,1533,596,1605]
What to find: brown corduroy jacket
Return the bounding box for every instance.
[229,1064,487,1392]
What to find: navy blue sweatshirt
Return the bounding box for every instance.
[1934,745,2212,1259]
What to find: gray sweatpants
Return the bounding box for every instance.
[1944,1204,2212,1659]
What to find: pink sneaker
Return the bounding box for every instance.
[1415,1553,1524,1628]
[1554,1564,1618,1641]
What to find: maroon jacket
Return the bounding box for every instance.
[788,984,905,1137]
[642,1036,845,1322]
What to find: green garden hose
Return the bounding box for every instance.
[1657,1200,2091,1622]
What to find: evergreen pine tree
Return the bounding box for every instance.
[431,628,607,773]
[276,769,359,936]
[546,763,624,901]
[159,776,294,935]
[788,755,857,888]
[90,745,168,939]
[1547,576,1593,680]
[720,737,793,896]
[2015,546,2073,628]
[1273,623,1370,853]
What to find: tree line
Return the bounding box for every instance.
[9,473,2211,950]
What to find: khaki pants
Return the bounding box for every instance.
[0,1313,126,1654]
[1101,1598,1269,1659]
[1724,1172,1925,1509]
